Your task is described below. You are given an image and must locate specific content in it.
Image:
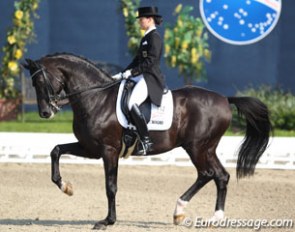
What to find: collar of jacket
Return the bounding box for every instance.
[144,26,156,36]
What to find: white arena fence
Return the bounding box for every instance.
[0,132,294,170]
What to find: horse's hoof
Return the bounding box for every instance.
[173,214,186,225]
[209,210,224,222]
[92,218,115,230]
[61,181,73,196]
[92,222,107,230]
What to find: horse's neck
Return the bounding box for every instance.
[54,58,116,114]
[45,56,114,113]
[70,83,118,123]
[60,62,111,92]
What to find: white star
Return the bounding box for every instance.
[239,20,245,25]
[223,4,228,10]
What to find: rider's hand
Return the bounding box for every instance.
[112,72,122,80]
[122,70,132,80]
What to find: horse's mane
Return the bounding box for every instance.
[43,52,113,79]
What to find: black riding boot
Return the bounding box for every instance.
[130,104,152,155]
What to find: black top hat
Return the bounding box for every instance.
[137,6,162,18]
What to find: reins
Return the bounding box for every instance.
[31,66,121,111]
[59,79,121,101]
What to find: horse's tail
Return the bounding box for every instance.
[228,97,272,179]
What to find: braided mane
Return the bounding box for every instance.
[44,52,112,78]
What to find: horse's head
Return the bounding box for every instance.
[23,53,118,119]
[23,58,65,118]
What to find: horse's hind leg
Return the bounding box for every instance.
[51,142,87,196]
[173,145,213,225]
[174,144,230,224]
[210,152,230,221]
[173,168,213,225]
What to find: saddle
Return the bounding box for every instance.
[116,79,173,158]
[120,79,151,124]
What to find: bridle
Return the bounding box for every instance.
[30,66,121,111]
[31,67,63,111]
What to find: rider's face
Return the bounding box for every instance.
[138,17,154,31]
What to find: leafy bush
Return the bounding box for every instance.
[0,0,40,99]
[120,0,142,56]
[235,86,295,131]
[164,4,211,84]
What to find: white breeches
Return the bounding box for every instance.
[128,74,148,110]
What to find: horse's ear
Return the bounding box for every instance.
[22,58,38,70]
[21,58,33,70]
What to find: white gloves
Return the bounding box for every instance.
[122,70,132,79]
[112,70,132,80]
[112,72,122,80]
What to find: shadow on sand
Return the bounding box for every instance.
[0,218,173,229]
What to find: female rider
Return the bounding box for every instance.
[113,6,166,155]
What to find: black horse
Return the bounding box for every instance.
[23,53,272,230]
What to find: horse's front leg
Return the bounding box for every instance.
[51,142,87,196]
[93,145,119,230]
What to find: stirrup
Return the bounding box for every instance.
[137,139,152,156]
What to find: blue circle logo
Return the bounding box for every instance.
[200,0,282,45]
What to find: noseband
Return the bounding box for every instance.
[31,67,62,111]
[30,66,121,111]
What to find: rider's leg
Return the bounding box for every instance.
[128,76,152,155]
[128,75,148,111]
[130,104,152,155]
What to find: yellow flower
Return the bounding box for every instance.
[191,48,197,55]
[191,52,199,64]
[177,19,183,27]
[15,49,23,59]
[165,45,171,55]
[123,7,128,17]
[196,28,203,37]
[181,41,189,50]
[171,56,177,67]
[164,30,170,40]
[33,2,39,10]
[204,49,211,61]
[135,10,139,17]
[174,4,183,14]
[7,35,16,44]
[8,61,18,72]
[15,10,24,20]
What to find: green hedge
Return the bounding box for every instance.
[234,86,295,131]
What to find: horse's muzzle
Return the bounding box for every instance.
[39,109,54,118]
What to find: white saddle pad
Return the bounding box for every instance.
[116,80,173,131]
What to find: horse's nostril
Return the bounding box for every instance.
[40,111,52,118]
